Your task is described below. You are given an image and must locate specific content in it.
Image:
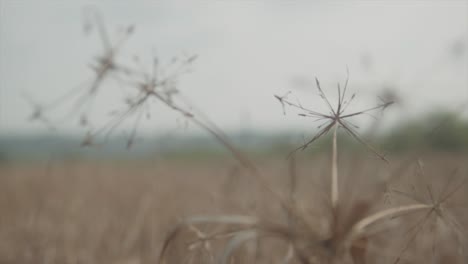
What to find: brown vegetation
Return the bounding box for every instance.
[0,154,466,263]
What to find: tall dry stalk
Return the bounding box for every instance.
[331,123,339,210]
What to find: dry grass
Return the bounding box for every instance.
[0,159,237,264]
[1,154,466,264]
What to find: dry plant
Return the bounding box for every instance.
[28,11,286,209]
[26,13,467,264]
[158,75,467,263]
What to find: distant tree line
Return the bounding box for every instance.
[382,111,468,153]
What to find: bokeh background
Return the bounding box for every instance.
[0,1,468,263]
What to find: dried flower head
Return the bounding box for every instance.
[27,11,197,149]
[275,71,393,160]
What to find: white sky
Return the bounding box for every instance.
[0,1,467,136]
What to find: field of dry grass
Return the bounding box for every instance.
[1,152,466,264]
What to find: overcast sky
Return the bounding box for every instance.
[1,1,467,137]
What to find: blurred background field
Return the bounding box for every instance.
[1,149,467,263]
[1,110,468,263]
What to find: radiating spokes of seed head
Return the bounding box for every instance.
[275,70,393,160]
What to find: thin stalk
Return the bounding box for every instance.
[331,123,339,210]
[348,203,432,241]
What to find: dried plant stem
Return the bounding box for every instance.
[349,203,432,241]
[331,123,339,210]
[147,91,294,212]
